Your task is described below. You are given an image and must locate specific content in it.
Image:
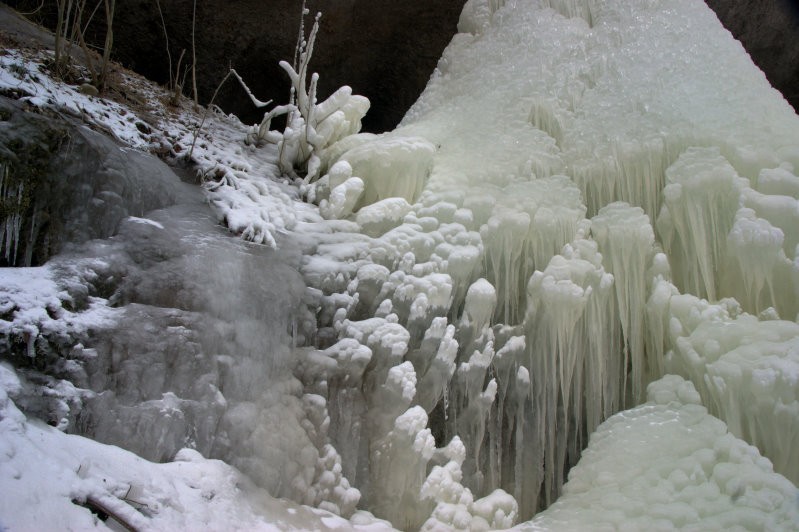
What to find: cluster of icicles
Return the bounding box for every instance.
[299,146,799,529]
[209,0,799,528]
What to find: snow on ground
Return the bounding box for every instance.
[0,41,300,249]
[0,12,389,529]
[0,264,118,343]
[0,49,154,150]
[0,363,391,531]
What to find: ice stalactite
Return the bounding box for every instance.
[657,147,745,302]
[368,372,434,528]
[0,165,23,265]
[178,0,799,525]
[415,320,458,413]
[570,136,689,221]
[591,202,657,405]
[479,177,586,324]
[284,1,799,524]
[481,210,530,324]
[724,207,787,314]
[453,347,497,491]
[8,0,799,528]
[740,185,799,261]
[542,0,598,27]
[342,136,435,210]
[523,233,616,507]
[301,337,372,492]
[456,279,497,362]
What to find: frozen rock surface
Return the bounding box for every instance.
[0,96,182,266]
[0,363,392,531]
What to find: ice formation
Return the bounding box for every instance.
[293,0,799,523]
[2,0,799,529]
[519,376,799,530]
[0,363,392,531]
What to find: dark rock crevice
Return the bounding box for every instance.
[705,0,799,113]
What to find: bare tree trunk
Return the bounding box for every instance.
[54,0,66,69]
[99,0,115,92]
[153,0,173,90]
[191,0,198,108]
[74,9,99,86]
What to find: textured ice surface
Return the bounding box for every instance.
[307,0,799,521]
[518,376,799,531]
[652,286,799,485]
[0,364,392,531]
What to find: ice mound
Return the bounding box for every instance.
[518,375,799,531]
[653,286,799,485]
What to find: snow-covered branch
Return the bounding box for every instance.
[241,12,369,182]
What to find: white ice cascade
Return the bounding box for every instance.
[292,0,799,525]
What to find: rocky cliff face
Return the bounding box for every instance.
[6,0,799,132]
[705,0,799,114]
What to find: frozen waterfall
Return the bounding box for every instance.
[1,0,799,529]
[294,0,799,525]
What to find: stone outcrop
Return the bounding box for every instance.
[0,96,182,266]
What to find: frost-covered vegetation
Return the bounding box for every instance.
[232,8,370,184]
[1,0,799,530]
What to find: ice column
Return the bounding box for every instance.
[591,202,657,404]
[657,147,745,301]
[523,234,615,508]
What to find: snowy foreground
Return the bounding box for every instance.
[2,0,799,530]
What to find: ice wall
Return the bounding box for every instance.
[295,0,799,523]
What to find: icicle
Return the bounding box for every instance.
[416,324,458,413]
[0,168,24,266]
[443,383,449,421]
[656,147,744,301]
[591,202,656,404]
